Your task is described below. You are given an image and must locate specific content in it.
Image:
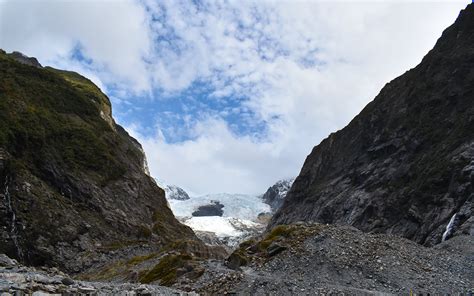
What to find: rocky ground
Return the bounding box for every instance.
[1,223,473,295]
[182,223,473,295]
[0,254,195,295]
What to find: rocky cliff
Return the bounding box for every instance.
[0,49,200,273]
[261,179,294,212]
[271,4,474,246]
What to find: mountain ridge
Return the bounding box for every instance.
[261,178,294,212]
[0,4,473,294]
[0,49,216,275]
[270,3,474,246]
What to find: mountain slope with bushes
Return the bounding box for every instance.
[0,50,203,274]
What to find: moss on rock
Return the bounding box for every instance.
[138,254,194,285]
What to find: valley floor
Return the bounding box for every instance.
[1,223,472,295]
[180,223,473,295]
[0,254,194,296]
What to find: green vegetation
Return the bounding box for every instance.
[137,225,153,239]
[0,52,217,285]
[258,225,295,250]
[126,253,159,265]
[80,261,125,281]
[78,252,160,281]
[100,240,148,251]
[0,51,130,184]
[47,68,109,106]
[239,239,256,249]
[81,238,219,284]
[163,239,202,253]
[227,224,325,271]
[138,254,193,285]
[227,249,249,267]
[225,225,297,270]
[152,208,194,241]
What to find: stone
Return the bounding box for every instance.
[266,243,287,257]
[192,201,225,217]
[61,278,74,286]
[0,255,17,268]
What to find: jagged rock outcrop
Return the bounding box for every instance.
[165,185,190,201]
[4,50,42,68]
[261,179,294,212]
[271,4,474,246]
[0,50,202,274]
[192,201,225,217]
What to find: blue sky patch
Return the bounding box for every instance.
[111,80,268,143]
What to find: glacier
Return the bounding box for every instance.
[167,191,270,245]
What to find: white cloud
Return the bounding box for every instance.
[0,0,151,93]
[131,1,469,194]
[0,0,470,194]
[128,117,299,195]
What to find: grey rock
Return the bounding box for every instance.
[200,223,473,295]
[192,201,224,217]
[7,51,42,68]
[270,4,474,246]
[225,252,247,271]
[0,256,196,295]
[266,242,287,257]
[0,254,17,268]
[61,277,74,286]
[261,179,294,212]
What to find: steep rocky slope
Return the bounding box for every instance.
[271,4,474,246]
[0,49,208,275]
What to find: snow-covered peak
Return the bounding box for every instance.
[153,178,191,201]
[164,185,190,201]
[261,178,295,212]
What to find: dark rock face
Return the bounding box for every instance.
[7,51,42,68]
[0,51,196,273]
[261,179,294,212]
[271,5,474,246]
[192,201,224,217]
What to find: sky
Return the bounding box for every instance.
[0,0,470,195]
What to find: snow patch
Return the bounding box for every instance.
[182,217,249,237]
[442,213,457,242]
